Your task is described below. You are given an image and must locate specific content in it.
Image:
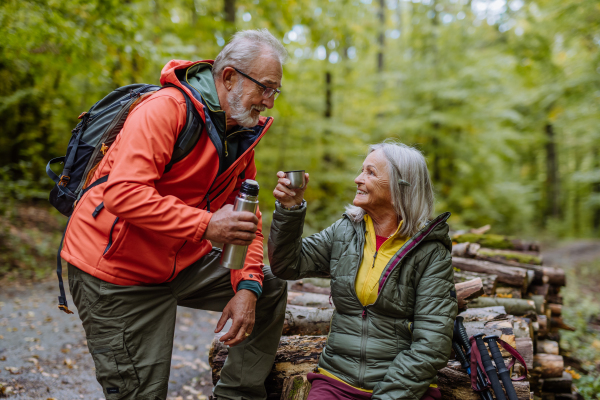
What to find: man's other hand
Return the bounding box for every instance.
[203,204,259,245]
[214,289,257,346]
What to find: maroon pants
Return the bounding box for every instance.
[306,373,442,400]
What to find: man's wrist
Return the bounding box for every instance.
[237,280,262,299]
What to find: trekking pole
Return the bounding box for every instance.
[473,333,507,400]
[452,339,494,400]
[453,318,494,400]
[484,335,519,400]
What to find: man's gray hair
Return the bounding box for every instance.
[346,140,435,237]
[213,29,288,80]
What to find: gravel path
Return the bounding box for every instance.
[0,274,219,400]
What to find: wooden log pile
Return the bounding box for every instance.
[208,232,575,399]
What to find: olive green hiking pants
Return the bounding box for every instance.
[67,248,287,400]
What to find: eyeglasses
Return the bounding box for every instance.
[233,67,281,100]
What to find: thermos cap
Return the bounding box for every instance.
[240,179,260,196]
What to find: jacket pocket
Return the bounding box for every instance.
[87,331,140,399]
[103,218,127,259]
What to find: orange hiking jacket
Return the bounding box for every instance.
[61,59,272,291]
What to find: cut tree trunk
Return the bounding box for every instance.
[454,270,497,295]
[496,286,523,299]
[455,278,485,310]
[515,337,534,369]
[537,315,549,337]
[287,291,332,308]
[210,334,326,392]
[452,257,528,290]
[288,281,330,295]
[460,306,507,322]
[283,306,333,335]
[468,297,537,316]
[537,340,559,355]
[548,304,562,316]
[541,372,573,394]
[550,317,576,332]
[281,375,312,400]
[477,248,543,265]
[530,284,550,297]
[438,362,531,400]
[530,294,547,315]
[534,354,564,379]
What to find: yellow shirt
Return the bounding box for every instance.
[320,215,409,392]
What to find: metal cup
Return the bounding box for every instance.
[285,170,306,189]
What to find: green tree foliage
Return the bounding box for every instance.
[0,0,599,237]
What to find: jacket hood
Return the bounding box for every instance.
[421,212,452,251]
[159,59,214,87]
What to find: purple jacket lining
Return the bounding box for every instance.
[377,217,446,294]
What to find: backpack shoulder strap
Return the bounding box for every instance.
[161,84,204,174]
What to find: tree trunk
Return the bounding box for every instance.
[452,257,528,289]
[550,316,575,332]
[548,304,562,316]
[515,337,534,369]
[545,123,560,219]
[455,278,485,310]
[324,71,332,118]
[224,0,235,23]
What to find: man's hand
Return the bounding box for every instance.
[203,204,259,245]
[273,171,310,209]
[214,290,257,346]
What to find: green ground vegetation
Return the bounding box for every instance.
[560,256,600,399]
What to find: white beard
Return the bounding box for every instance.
[227,80,266,127]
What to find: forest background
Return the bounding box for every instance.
[1,0,600,397]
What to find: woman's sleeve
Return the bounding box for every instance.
[267,201,337,280]
[372,244,458,400]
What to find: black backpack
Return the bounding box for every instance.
[46,83,204,313]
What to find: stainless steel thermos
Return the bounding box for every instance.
[220,179,260,270]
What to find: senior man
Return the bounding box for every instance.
[60,29,288,400]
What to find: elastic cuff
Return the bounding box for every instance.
[237,280,262,299]
[275,200,307,214]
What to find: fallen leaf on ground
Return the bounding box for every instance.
[5,366,20,374]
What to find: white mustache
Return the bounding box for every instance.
[252,104,266,112]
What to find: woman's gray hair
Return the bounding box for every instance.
[213,29,288,80]
[346,140,435,237]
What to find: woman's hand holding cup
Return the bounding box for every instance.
[273,171,309,209]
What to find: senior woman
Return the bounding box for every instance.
[268,141,458,400]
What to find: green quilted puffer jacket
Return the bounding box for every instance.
[268,203,458,400]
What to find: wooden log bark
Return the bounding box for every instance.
[468,297,537,317]
[530,284,550,297]
[438,362,531,400]
[550,316,576,332]
[452,233,539,252]
[513,317,534,340]
[288,281,330,295]
[538,315,549,337]
[460,306,507,322]
[534,354,564,378]
[541,372,573,394]
[455,278,485,310]
[454,271,497,295]
[283,306,334,335]
[281,375,312,400]
[515,337,534,369]
[537,340,559,355]
[210,334,326,393]
[547,294,564,305]
[453,257,528,289]
[548,303,562,317]
[474,257,565,287]
[530,294,547,315]
[496,286,523,299]
[477,247,543,265]
[287,291,332,308]
[451,242,481,257]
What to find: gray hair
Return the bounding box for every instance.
[345,140,435,237]
[213,29,288,80]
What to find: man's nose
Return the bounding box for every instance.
[262,96,275,109]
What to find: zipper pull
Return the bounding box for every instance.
[206,196,211,212]
[362,307,367,319]
[224,139,228,157]
[372,251,378,268]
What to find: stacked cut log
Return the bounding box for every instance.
[208,233,574,399]
[451,233,575,399]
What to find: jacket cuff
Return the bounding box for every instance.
[275,200,307,214]
[236,280,262,299]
